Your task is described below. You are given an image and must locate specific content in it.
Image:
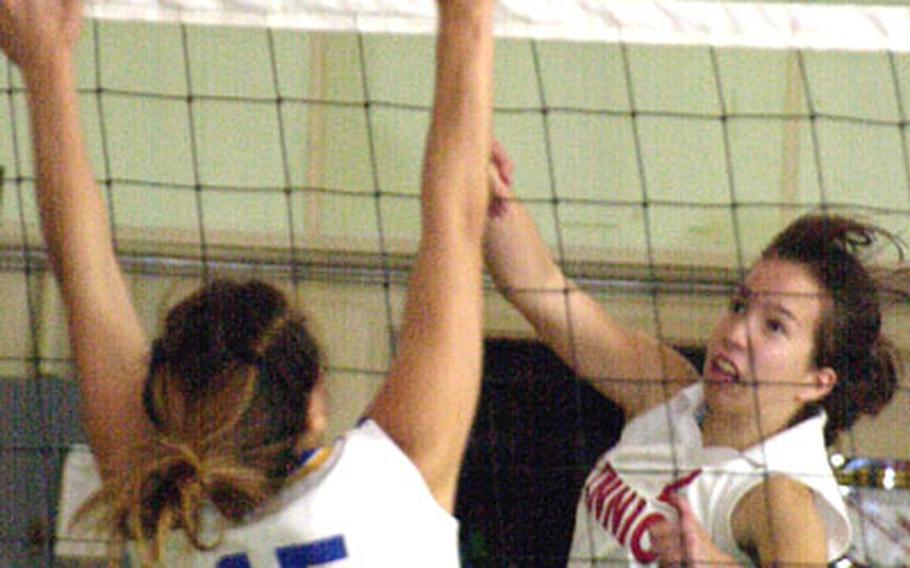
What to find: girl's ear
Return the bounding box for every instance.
[798,367,837,403]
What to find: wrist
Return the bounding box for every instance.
[438,1,495,23]
[21,53,77,91]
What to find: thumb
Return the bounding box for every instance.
[666,492,701,537]
[490,138,514,187]
[673,493,697,523]
[673,493,706,558]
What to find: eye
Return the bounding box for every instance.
[729,297,747,315]
[766,318,786,335]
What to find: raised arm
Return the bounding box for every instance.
[484,143,697,419]
[1,0,150,477]
[365,0,494,512]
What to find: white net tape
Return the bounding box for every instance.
[85,0,910,52]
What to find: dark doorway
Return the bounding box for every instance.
[456,338,625,567]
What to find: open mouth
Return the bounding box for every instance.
[709,355,741,384]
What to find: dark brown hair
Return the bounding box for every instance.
[763,214,906,445]
[81,279,323,563]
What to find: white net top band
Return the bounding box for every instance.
[85,0,910,52]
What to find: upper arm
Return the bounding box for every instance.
[732,476,830,566]
[24,58,151,479]
[366,4,494,512]
[63,266,151,478]
[484,201,698,420]
[368,239,485,511]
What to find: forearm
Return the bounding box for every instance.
[421,2,495,242]
[5,0,149,479]
[369,0,495,510]
[484,198,571,297]
[24,57,117,286]
[482,173,697,415]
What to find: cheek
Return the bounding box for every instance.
[752,340,811,380]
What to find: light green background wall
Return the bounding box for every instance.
[1,18,908,457]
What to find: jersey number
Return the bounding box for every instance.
[216,535,348,567]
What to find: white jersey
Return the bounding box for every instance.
[57,421,458,566]
[569,384,851,566]
[146,420,459,567]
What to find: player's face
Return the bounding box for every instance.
[703,258,832,418]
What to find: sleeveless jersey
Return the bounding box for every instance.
[58,420,459,567]
[152,419,460,567]
[568,384,851,566]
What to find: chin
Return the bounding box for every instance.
[703,378,752,409]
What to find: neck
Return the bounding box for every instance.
[700,403,794,452]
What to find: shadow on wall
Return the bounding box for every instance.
[0,377,86,567]
[456,338,625,567]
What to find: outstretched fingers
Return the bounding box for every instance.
[488,139,515,218]
[651,492,734,568]
[491,139,514,187]
[650,515,686,567]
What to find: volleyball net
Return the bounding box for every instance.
[1,0,909,564]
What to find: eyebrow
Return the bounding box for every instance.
[765,301,799,325]
[738,285,802,326]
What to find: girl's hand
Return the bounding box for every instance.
[0,0,84,71]
[488,139,515,218]
[650,492,737,567]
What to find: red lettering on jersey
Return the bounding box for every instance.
[593,479,624,522]
[585,465,622,519]
[617,497,646,546]
[629,512,665,563]
[586,463,619,495]
[583,462,704,561]
[603,487,637,537]
[657,468,702,505]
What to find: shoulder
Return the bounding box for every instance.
[727,417,851,561]
[271,419,457,523]
[340,419,416,464]
[735,475,818,523]
[314,420,444,499]
[751,412,831,472]
[732,476,825,560]
[688,417,849,563]
[287,420,420,484]
[729,471,850,563]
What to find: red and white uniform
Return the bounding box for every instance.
[569,384,851,566]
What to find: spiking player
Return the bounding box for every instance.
[485,138,905,565]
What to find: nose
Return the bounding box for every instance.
[722,311,750,351]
